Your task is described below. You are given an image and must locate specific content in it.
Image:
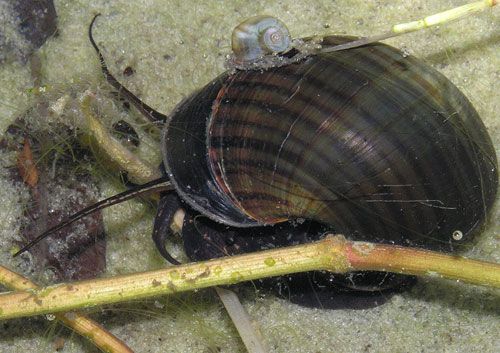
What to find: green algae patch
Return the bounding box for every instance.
[213,266,223,276]
[264,257,276,267]
[230,271,244,283]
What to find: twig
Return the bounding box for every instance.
[79,92,162,184]
[215,287,269,353]
[0,264,133,353]
[1,235,499,321]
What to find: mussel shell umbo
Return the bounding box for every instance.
[164,36,497,255]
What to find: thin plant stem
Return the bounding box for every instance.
[79,92,162,184]
[0,264,133,353]
[344,241,500,287]
[322,0,497,52]
[1,235,498,321]
[215,287,269,353]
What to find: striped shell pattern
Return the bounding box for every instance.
[163,36,498,253]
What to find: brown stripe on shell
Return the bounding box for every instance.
[205,40,497,248]
[209,56,435,240]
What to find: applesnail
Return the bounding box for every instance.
[14,1,498,309]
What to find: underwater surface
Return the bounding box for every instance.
[0,0,498,352]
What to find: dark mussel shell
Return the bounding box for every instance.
[163,36,497,253]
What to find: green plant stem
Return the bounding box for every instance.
[1,235,499,320]
[344,241,500,287]
[80,92,162,184]
[0,263,133,353]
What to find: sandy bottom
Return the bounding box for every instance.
[0,1,498,352]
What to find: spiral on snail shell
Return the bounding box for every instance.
[231,16,291,63]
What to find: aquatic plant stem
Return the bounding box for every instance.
[345,242,500,287]
[0,264,133,353]
[1,235,499,320]
[215,287,269,353]
[323,0,497,52]
[80,92,162,184]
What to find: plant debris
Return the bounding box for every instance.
[2,118,106,281]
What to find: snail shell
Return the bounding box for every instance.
[231,16,291,63]
[163,35,497,252]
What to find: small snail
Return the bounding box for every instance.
[231,16,291,64]
[16,13,498,309]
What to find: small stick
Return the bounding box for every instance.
[322,0,497,52]
[79,92,162,184]
[0,264,133,353]
[215,287,269,353]
[1,235,498,320]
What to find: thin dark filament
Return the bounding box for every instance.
[320,32,395,53]
[14,177,173,257]
[88,14,168,126]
